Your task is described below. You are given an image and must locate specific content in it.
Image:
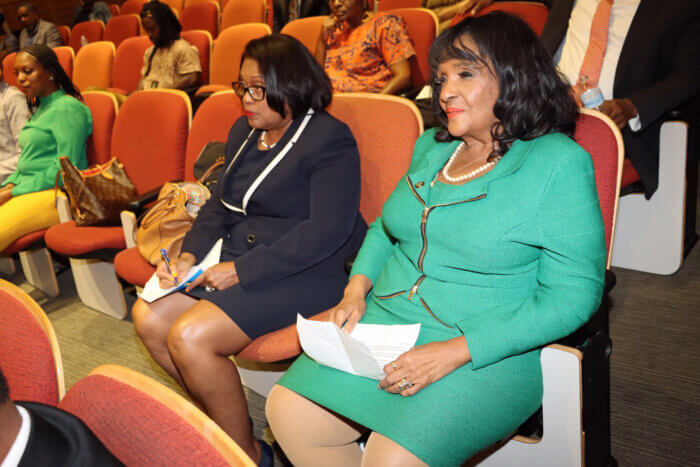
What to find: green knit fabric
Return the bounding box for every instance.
[279,129,606,465]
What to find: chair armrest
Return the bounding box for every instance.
[125,187,162,216]
[55,191,73,223]
[120,210,138,248]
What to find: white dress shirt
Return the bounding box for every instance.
[1,405,31,467]
[553,0,642,129]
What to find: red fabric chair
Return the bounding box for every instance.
[0,279,65,405]
[114,90,244,286]
[450,1,549,36]
[57,25,71,46]
[2,52,17,88]
[104,14,141,49]
[111,35,152,93]
[620,158,641,187]
[280,16,325,53]
[58,365,255,466]
[221,0,266,31]
[83,91,120,165]
[181,1,220,39]
[108,4,120,16]
[388,8,439,89]
[181,29,213,85]
[69,20,105,54]
[237,93,423,362]
[73,41,115,91]
[378,0,421,10]
[120,0,149,16]
[53,46,75,80]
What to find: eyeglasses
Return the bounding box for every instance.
[232,82,266,101]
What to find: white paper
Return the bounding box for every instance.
[415,84,432,100]
[297,314,421,380]
[139,238,223,303]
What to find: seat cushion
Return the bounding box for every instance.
[195,84,230,95]
[4,230,47,254]
[45,221,126,256]
[114,247,154,287]
[621,158,641,187]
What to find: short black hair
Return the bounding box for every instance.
[242,34,332,119]
[429,12,578,158]
[0,366,9,403]
[18,2,38,13]
[140,1,181,48]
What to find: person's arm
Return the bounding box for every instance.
[432,0,493,22]
[44,24,63,48]
[315,16,340,66]
[377,15,415,95]
[380,59,411,95]
[174,42,202,90]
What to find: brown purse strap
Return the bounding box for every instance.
[196,158,225,184]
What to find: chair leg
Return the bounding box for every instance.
[69,257,127,319]
[0,256,16,275]
[18,248,59,297]
[233,358,290,398]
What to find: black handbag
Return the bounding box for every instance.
[192,142,226,190]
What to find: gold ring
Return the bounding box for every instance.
[391,361,397,370]
[398,378,410,390]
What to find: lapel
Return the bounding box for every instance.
[541,0,575,55]
[614,0,659,92]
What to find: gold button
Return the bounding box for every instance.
[414,181,425,188]
[246,234,256,244]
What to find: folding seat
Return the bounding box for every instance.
[82,91,120,165]
[69,20,105,53]
[45,90,191,319]
[181,29,213,85]
[109,4,120,16]
[59,364,256,465]
[104,14,141,49]
[111,36,152,94]
[119,0,149,16]
[377,0,420,10]
[114,90,244,287]
[160,0,184,13]
[196,23,270,94]
[389,8,439,91]
[1,52,16,87]
[57,25,70,46]
[184,0,217,7]
[181,1,220,39]
[450,1,549,36]
[73,41,115,91]
[53,46,75,80]
[221,0,267,31]
[0,279,65,405]
[280,16,325,53]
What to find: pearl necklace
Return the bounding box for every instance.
[259,131,277,149]
[434,142,501,185]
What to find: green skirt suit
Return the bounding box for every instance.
[278,129,607,465]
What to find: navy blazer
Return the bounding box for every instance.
[181,110,367,290]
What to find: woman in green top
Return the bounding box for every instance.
[0,44,92,252]
[267,13,606,466]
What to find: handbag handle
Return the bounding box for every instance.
[197,158,225,184]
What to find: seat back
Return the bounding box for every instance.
[109,4,120,16]
[83,91,119,165]
[388,8,438,88]
[104,14,141,49]
[1,52,17,87]
[0,279,64,405]
[378,0,421,10]
[181,1,220,39]
[221,0,266,31]
[58,365,255,466]
[73,41,116,91]
[57,25,71,46]
[450,1,549,35]
[111,89,191,194]
[328,93,422,224]
[112,35,152,93]
[185,90,243,180]
[120,0,149,15]
[69,20,105,53]
[181,29,212,85]
[280,16,325,54]
[573,108,624,268]
[161,0,184,12]
[54,46,75,80]
[210,23,271,86]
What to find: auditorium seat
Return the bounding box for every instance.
[280,16,325,53]
[57,25,70,46]
[115,90,244,286]
[83,91,120,165]
[58,364,256,466]
[196,23,271,95]
[53,46,75,80]
[2,52,17,88]
[69,20,105,54]
[450,1,549,35]
[45,90,191,319]
[104,14,141,49]
[111,35,152,94]
[73,41,115,91]
[120,0,148,16]
[161,0,184,12]
[221,0,266,31]
[0,279,65,405]
[181,1,220,39]
[108,4,120,16]
[378,0,421,10]
[181,29,213,85]
[389,8,439,90]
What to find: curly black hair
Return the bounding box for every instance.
[429,12,577,159]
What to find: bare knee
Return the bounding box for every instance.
[166,315,210,361]
[132,299,167,345]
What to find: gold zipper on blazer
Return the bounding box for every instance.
[420,298,454,328]
[375,290,406,300]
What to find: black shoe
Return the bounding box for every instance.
[257,439,274,467]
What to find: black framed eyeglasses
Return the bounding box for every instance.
[232,82,266,101]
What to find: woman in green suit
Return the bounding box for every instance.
[266,12,606,466]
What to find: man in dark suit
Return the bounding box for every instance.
[0,368,122,466]
[273,0,330,31]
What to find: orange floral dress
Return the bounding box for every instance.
[324,13,416,93]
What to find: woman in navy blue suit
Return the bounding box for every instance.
[131,34,366,466]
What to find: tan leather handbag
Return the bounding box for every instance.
[59,156,137,226]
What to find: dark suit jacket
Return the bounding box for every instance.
[181,110,367,290]
[17,402,122,467]
[538,0,700,197]
[273,0,330,31]
[18,19,63,50]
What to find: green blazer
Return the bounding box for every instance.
[350,128,607,369]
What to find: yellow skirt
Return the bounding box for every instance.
[0,189,60,252]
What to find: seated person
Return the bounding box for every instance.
[71,0,112,27]
[273,0,330,31]
[316,0,415,94]
[17,2,63,50]
[0,64,30,184]
[131,34,367,466]
[267,13,606,465]
[0,10,19,61]
[424,0,492,31]
[138,2,201,91]
[0,367,122,466]
[0,44,92,252]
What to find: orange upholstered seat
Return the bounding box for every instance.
[83,91,119,165]
[120,0,148,16]
[280,16,325,53]
[111,35,152,93]
[109,4,120,16]
[57,25,70,46]
[114,246,154,286]
[389,8,438,89]
[2,52,17,87]
[53,46,75,80]
[181,29,212,85]
[450,1,549,35]
[69,20,105,53]
[58,365,255,466]
[104,14,141,48]
[3,230,47,254]
[378,0,421,10]
[0,279,64,405]
[221,0,266,31]
[73,41,115,91]
[181,1,220,39]
[45,222,126,256]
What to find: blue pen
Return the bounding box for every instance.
[160,248,179,286]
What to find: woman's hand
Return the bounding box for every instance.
[156,252,195,289]
[378,337,471,397]
[186,261,239,292]
[328,274,373,333]
[321,16,341,43]
[0,184,14,206]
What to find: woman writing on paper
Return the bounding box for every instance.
[130,34,366,466]
[267,13,606,465]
